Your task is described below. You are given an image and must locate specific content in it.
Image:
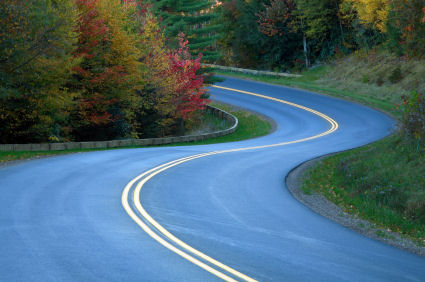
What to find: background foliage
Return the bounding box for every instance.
[216,0,425,70]
[1,0,424,143]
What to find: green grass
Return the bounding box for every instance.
[164,102,271,146]
[0,102,272,163]
[302,134,425,245]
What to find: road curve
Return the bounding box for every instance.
[1,77,424,281]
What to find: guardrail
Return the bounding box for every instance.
[203,64,301,78]
[0,105,238,152]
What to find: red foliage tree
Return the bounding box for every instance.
[169,33,208,120]
[71,0,142,140]
[73,0,117,127]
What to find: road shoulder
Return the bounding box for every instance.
[286,155,425,258]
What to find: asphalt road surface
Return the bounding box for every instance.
[1,77,424,281]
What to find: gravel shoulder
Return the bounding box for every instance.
[286,155,425,258]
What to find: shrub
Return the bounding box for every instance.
[401,90,425,147]
[389,66,403,83]
[376,76,384,86]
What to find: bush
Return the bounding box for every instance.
[389,66,403,83]
[401,90,425,147]
[376,76,384,86]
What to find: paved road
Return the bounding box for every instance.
[1,77,424,281]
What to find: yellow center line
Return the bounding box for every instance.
[122,85,339,281]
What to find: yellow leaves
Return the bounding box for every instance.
[96,0,142,85]
[353,0,389,32]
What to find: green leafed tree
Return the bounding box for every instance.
[217,0,303,70]
[257,0,306,69]
[216,0,270,68]
[294,0,346,60]
[151,0,221,61]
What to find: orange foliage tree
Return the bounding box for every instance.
[70,0,142,141]
[131,4,208,137]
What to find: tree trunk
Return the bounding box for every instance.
[335,0,344,43]
[303,33,309,69]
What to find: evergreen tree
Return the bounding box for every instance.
[150,0,222,83]
[151,0,221,62]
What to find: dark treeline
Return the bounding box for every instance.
[215,0,425,71]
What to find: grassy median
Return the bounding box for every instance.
[0,102,272,163]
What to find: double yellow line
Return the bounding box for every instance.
[122,85,339,281]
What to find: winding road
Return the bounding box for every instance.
[1,77,424,281]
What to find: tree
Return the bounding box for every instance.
[151,0,220,61]
[131,5,208,137]
[214,0,239,66]
[387,0,425,58]
[339,0,384,51]
[0,0,78,143]
[294,0,345,60]
[169,34,207,120]
[216,0,271,68]
[70,0,143,141]
[352,0,389,33]
[150,0,222,83]
[257,0,306,68]
[133,9,179,136]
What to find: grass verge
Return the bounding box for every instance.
[302,135,425,246]
[0,102,272,163]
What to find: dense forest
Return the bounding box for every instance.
[1,0,424,144]
[216,0,425,70]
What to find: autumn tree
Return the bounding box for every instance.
[352,0,389,33]
[132,9,178,136]
[257,0,306,68]
[70,0,142,141]
[133,6,208,137]
[0,0,78,143]
[169,34,207,121]
[387,0,425,58]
